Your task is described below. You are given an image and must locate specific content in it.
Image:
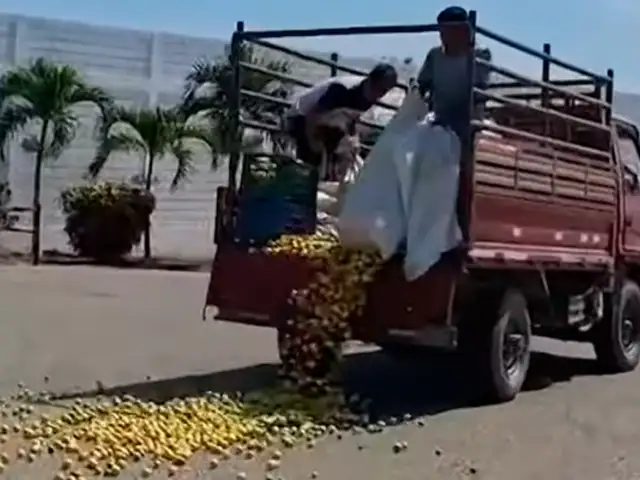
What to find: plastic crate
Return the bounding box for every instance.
[233,154,319,246]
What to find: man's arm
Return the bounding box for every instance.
[303,83,351,152]
[306,83,350,122]
[475,47,492,89]
[416,48,437,97]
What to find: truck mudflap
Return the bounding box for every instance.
[205,244,458,341]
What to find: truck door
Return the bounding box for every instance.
[618,124,640,253]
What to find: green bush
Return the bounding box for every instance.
[59,182,156,261]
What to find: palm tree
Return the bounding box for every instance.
[0,58,113,265]
[87,105,218,260]
[181,44,292,153]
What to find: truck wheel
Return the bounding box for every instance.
[592,280,640,373]
[460,288,532,403]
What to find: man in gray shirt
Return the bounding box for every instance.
[416,6,492,140]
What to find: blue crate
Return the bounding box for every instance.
[233,154,319,246]
[234,195,317,246]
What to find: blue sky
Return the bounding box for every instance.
[2,0,639,91]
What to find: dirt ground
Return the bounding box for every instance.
[1,265,640,479]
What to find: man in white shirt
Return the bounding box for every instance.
[286,63,397,178]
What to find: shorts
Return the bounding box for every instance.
[286,115,353,180]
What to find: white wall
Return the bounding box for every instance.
[0,13,406,259]
[0,14,232,258]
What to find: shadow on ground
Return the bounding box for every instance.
[38,249,211,272]
[44,349,603,422]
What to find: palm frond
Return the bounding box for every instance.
[168,140,196,191]
[0,99,36,162]
[179,124,222,170]
[180,95,218,120]
[46,110,78,160]
[89,131,147,179]
[1,58,118,165]
[180,44,292,143]
[0,65,38,102]
[182,59,219,107]
[91,104,221,187]
[68,84,113,111]
[68,84,114,137]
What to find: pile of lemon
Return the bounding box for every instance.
[0,385,354,478]
[0,233,384,478]
[263,233,383,393]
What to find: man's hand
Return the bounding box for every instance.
[304,122,324,153]
[336,135,360,157]
[315,109,360,131]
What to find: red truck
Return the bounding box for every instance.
[205,14,640,402]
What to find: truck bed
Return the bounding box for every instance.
[469,134,616,268]
[206,130,616,337]
[205,244,457,341]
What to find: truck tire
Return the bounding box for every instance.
[592,280,640,373]
[460,288,532,403]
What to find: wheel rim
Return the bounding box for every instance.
[620,298,640,357]
[502,315,529,379]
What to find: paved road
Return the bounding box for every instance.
[1,265,640,479]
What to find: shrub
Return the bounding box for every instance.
[0,182,12,230]
[59,182,156,261]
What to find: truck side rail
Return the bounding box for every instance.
[222,13,615,238]
[470,39,614,230]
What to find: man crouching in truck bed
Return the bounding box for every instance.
[285,63,397,179]
[417,5,492,140]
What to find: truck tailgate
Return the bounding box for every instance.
[206,245,457,339]
[205,245,316,327]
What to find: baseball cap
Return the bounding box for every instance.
[437,6,469,24]
[368,63,398,83]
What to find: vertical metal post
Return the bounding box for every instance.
[460,9,477,245]
[541,43,551,143]
[227,21,244,197]
[322,52,339,180]
[330,52,339,77]
[541,43,550,108]
[466,9,477,131]
[541,43,555,195]
[605,69,614,160]
[605,69,614,127]
[222,21,244,236]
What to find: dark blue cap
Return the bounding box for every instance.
[368,63,398,83]
[437,6,469,24]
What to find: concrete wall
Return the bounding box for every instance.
[0,13,406,259]
[0,14,234,258]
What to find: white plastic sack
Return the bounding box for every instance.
[337,89,428,257]
[316,153,365,236]
[336,153,406,256]
[338,89,462,280]
[317,185,339,215]
[398,122,461,280]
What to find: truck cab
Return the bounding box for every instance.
[617,118,640,257]
[205,14,640,403]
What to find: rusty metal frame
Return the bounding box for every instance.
[223,13,615,245]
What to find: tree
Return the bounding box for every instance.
[181,44,292,153]
[0,58,113,264]
[88,105,218,260]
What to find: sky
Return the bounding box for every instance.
[2,0,639,92]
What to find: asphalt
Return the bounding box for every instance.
[0,265,639,479]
